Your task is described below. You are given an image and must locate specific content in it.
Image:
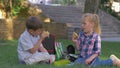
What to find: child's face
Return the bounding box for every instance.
[82,17,94,33]
[29,28,43,36]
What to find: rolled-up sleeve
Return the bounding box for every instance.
[93,35,101,55]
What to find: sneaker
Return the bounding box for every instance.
[69,54,78,58]
[110,54,120,67]
[49,55,55,64]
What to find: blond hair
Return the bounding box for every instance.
[82,13,101,35]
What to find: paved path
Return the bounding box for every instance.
[101,37,120,42]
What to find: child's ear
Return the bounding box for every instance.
[90,22,94,27]
[29,29,34,34]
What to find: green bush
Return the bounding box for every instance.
[53,0,76,5]
[12,6,21,16]
[100,0,120,20]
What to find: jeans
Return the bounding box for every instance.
[74,56,113,67]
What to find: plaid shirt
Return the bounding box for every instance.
[78,31,101,58]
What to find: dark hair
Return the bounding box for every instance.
[67,45,76,62]
[67,45,75,54]
[26,16,43,31]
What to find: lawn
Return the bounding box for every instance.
[0,39,120,68]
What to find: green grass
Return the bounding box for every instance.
[0,39,120,68]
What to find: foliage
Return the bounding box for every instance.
[12,6,21,16]
[12,6,30,17]
[64,0,76,5]
[53,0,76,5]
[100,0,120,20]
[0,0,29,17]
[12,0,30,17]
[101,0,110,4]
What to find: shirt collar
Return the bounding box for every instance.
[83,31,94,38]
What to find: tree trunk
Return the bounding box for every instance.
[9,0,12,17]
[84,0,100,14]
[75,0,86,12]
[67,0,70,6]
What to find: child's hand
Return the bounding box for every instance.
[85,58,93,65]
[40,31,50,40]
[72,32,78,39]
[72,32,78,43]
[72,38,77,43]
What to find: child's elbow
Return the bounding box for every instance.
[77,48,80,51]
[29,49,36,54]
[76,47,80,51]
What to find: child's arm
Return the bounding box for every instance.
[39,44,48,52]
[74,40,79,50]
[72,32,79,50]
[29,31,49,54]
[29,39,43,54]
[85,53,98,65]
[85,35,101,65]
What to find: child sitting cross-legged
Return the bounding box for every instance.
[17,16,55,64]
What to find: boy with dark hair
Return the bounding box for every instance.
[17,16,55,64]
